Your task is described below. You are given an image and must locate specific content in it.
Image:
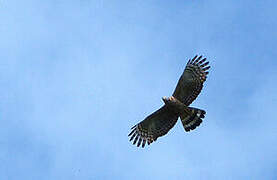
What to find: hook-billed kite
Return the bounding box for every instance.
[128,55,210,148]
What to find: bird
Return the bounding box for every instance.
[128,55,210,148]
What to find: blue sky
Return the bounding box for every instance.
[0,0,277,179]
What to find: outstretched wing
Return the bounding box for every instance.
[172,55,210,106]
[128,106,178,148]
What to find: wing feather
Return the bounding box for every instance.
[172,55,210,106]
[128,106,178,148]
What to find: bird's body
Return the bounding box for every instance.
[128,55,210,148]
[162,96,189,115]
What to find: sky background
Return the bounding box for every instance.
[0,0,277,179]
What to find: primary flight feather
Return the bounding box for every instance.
[128,55,210,148]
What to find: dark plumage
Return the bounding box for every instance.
[128,55,210,148]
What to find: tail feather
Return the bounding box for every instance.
[180,107,206,132]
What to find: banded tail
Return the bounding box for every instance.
[180,107,206,132]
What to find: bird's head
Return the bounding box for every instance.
[162,96,176,105]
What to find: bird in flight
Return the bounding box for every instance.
[128,55,210,148]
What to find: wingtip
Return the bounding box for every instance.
[142,139,146,148]
[133,135,139,145]
[128,128,135,136]
[191,55,198,63]
[129,133,136,141]
[137,137,142,147]
[203,66,210,71]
